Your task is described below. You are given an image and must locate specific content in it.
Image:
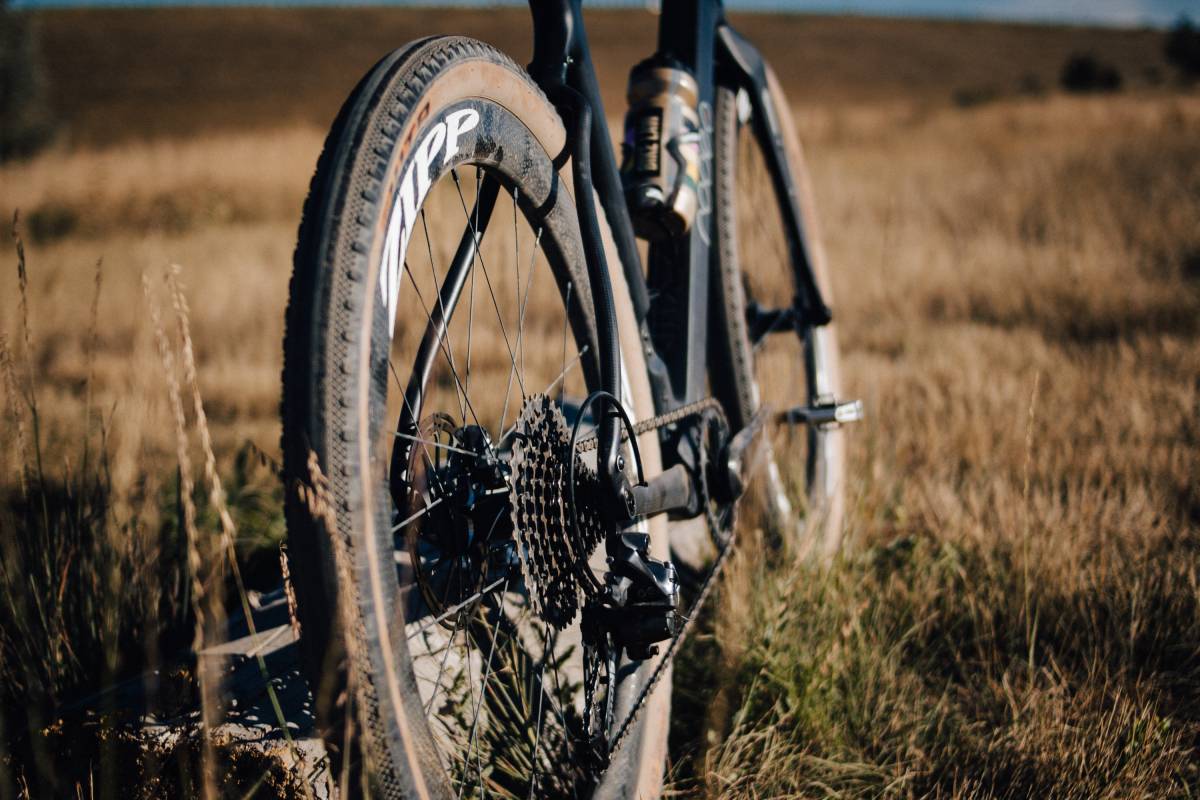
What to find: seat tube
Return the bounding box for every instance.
[648,0,723,405]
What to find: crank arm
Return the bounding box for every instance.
[718,409,768,502]
[628,407,770,517]
[625,396,863,519]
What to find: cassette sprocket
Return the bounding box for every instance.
[508,394,606,628]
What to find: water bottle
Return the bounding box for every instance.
[620,56,702,241]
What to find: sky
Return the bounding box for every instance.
[765,0,1196,27]
[9,0,1197,28]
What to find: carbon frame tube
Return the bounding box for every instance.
[643,0,724,408]
[525,0,768,501]
[527,0,633,516]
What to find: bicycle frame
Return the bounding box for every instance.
[525,0,831,521]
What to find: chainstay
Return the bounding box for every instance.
[572,396,734,766]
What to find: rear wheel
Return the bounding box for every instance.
[282,37,669,798]
[711,72,848,557]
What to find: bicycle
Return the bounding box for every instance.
[281,1,862,796]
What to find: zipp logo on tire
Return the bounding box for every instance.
[380,106,480,334]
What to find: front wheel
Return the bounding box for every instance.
[282,37,670,798]
[711,71,848,557]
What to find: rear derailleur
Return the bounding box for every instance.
[578,532,680,775]
[585,531,681,661]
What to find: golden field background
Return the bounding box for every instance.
[0,6,1198,797]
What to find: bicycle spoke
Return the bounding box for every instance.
[450,173,524,403]
[542,344,588,399]
[514,187,520,361]
[459,601,511,799]
[402,258,488,434]
[457,613,483,796]
[461,169,480,401]
[388,360,456,506]
[423,599,465,716]
[409,576,507,642]
[419,576,491,743]
[393,431,479,458]
[559,282,573,405]
[499,225,543,435]
[391,496,443,533]
[495,342,589,444]
[525,625,553,799]
[422,208,468,422]
[547,646,579,800]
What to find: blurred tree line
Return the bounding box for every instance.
[0,0,53,161]
[1166,16,1200,80]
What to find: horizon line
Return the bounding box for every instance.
[9,0,1190,31]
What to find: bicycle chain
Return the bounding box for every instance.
[574,396,726,455]
[577,396,736,767]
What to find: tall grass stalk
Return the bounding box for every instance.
[165,265,315,800]
[1,217,189,796]
[0,333,29,497]
[10,211,46,532]
[143,269,217,800]
[1022,369,1040,674]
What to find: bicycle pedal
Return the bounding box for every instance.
[777,399,864,427]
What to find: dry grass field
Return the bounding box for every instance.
[27,8,1171,144]
[1,6,1198,798]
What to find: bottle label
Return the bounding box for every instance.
[630,109,663,177]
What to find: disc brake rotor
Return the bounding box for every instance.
[402,413,497,629]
